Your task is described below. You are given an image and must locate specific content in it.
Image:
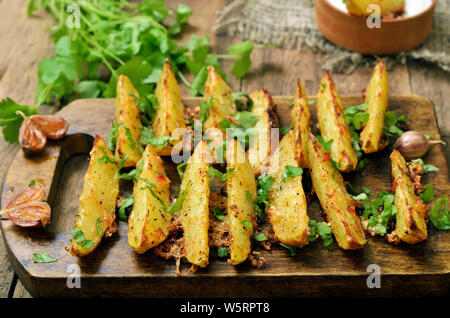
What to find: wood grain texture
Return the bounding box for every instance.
[0,0,55,298]
[1,96,448,297]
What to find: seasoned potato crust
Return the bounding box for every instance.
[114,75,143,167]
[69,136,119,257]
[307,134,366,250]
[316,72,358,172]
[360,61,389,154]
[391,150,428,244]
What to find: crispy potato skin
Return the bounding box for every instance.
[390,150,428,244]
[247,89,279,175]
[152,60,186,156]
[226,140,257,265]
[307,134,367,250]
[291,79,312,168]
[346,0,405,16]
[267,131,309,247]
[69,136,119,257]
[203,66,237,131]
[180,141,210,267]
[317,72,358,172]
[114,75,143,167]
[360,61,389,154]
[128,145,171,254]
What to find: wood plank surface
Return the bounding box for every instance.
[1,96,448,297]
[0,0,449,297]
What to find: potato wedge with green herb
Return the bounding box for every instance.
[291,78,312,168]
[203,66,237,131]
[128,145,171,254]
[69,136,119,257]
[317,72,358,172]
[247,89,279,175]
[267,130,309,247]
[226,139,257,265]
[360,61,389,154]
[152,60,186,156]
[390,150,428,244]
[179,141,210,267]
[307,134,366,250]
[114,74,143,167]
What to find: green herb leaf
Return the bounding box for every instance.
[0,98,38,143]
[139,126,173,147]
[177,162,188,180]
[166,182,192,215]
[241,219,253,231]
[232,92,254,110]
[118,195,134,222]
[28,179,36,187]
[107,122,119,152]
[307,220,333,250]
[198,97,213,122]
[32,252,57,263]
[429,197,450,230]
[232,111,259,130]
[208,167,235,183]
[281,165,303,184]
[96,217,103,236]
[253,232,268,242]
[411,159,439,174]
[213,206,227,221]
[420,185,435,203]
[217,247,229,258]
[280,243,296,256]
[316,136,333,153]
[228,41,254,78]
[116,160,144,181]
[98,147,117,164]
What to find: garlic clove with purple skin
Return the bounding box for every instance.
[394,131,445,160]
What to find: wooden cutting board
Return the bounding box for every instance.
[1,95,449,297]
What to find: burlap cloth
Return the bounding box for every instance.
[215,0,450,73]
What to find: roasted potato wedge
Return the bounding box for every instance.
[390,150,428,244]
[346,0,405,16]
[179,141,211,267]
[203,66,237,131]
[360,61,389,154]
[128,145,171,254]
[247,89,279,175]
[226,139,257,265]
[291,78,312,168]
[114,74,143,167]
[69,136,119,257]
[152,60,186,156]
[317,72,358,172]
[307,134,367,250]
[267,130,309,247]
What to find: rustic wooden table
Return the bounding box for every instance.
[0,0,448,298]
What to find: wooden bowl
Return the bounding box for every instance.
[315,0,437,55]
